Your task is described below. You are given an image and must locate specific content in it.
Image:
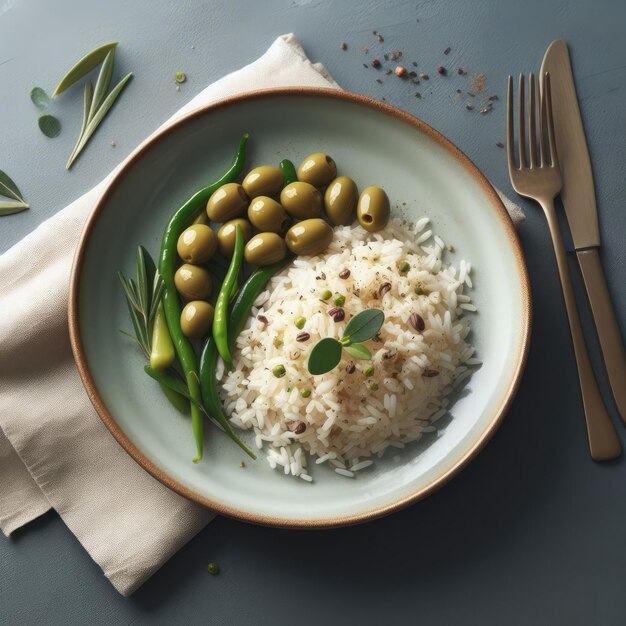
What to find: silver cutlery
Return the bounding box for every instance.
[541,40,626,424]
[506,72,621,460]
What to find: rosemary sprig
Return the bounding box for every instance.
[118,246,163,357]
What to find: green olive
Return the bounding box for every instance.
[357,186,390,232]
[242,166,284,198]
[180,301,214,339]
[244,232,287,266]
[206,183,249,222]
[247,196,291,234]
[296,152,337,188]
[176,224,217,263]
[216,219,252,259]
[285,218,333,256]
[174,264,212,300]
[324,176,358,226]
[280,182,323,219]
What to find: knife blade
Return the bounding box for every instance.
[541,39,626,424]
[540,40,600,249]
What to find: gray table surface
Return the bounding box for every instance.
[2,0,626,624]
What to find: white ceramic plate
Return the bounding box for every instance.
[70,89,530,527]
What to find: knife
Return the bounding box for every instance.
[541,40,626,424]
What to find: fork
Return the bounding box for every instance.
[507,72,621,461]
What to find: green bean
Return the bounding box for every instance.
[199,257,292,458]
[279,159,297,185]
[144,366,196,411]
[212,224,244,370]
[159,134,249,463]
[158,379,190,413]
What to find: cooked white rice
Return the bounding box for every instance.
[220,218,478,481]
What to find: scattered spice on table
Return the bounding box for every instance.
[340,42,347,50]
[207,562,219,575]
[371,58,381,68]
[444,47,452,55]
[471,73,486,93]
[496,142,504,149]
[174,71,186,84]
[437,66,447,75]
[394,65,407,77]
[239,461,246,468]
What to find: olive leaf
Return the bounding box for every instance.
[38,113,61,138]
[0,169,26,203]
[30,87,50,109]
[52,41,118,96]
[66,72,133,170]
[307,337,342,375]
[67,81,93,168]
[343,343,372,360]
[0,169,28,216]
[343,308,384,343]
[0,200,29,216]
[89,48,115,121]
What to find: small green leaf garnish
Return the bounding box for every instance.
[52,41,118,96]
[307,337,342,375]
[38,113,61,138]
[343,309,384,344]
[174,71,187,84]
[307,309,385,375]
[30,87,50,109]
[344,343,372,360]
[0,169,29,216]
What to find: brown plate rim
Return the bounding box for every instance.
[68,87,531,529]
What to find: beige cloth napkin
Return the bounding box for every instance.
[0,34,523,597]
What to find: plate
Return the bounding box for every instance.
[69,88,530,527]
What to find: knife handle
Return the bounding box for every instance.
[542,200,621,460]
[577,248,626,425]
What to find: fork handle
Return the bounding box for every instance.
[577,248,626,425]
[541,199,621,460]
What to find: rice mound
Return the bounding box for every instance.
[219,218,479,481]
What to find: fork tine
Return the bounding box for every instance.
[538,73,548,166]
[543,72,559,169]
[518,74,526,167]
[506,75,516,172]
[528,73,537,168]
